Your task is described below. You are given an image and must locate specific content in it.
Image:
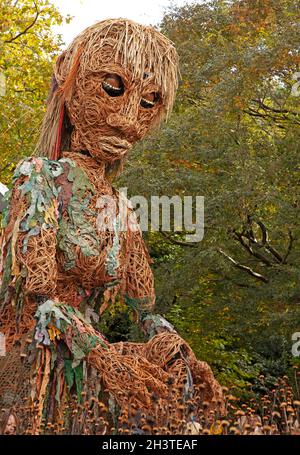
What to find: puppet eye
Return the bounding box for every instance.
[140,92,159,109]
[102,74,124,97]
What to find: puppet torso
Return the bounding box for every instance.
[54,152,127,307]
[0,152,154,351]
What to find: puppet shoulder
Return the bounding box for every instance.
[13,156,66,185]
[1,156,66,233]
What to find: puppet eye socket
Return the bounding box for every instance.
[102,74,124,97]
[140,92,159,109]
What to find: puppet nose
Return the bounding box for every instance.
[106,113,143,142]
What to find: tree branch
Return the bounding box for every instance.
[252,99,300,117]
[218,248,269,283]
[254,220,283,263]
[5,1,39,44]
[282,230,294,264]
[0,162,12,174]
[244,109,287,129]
[232,229,273,266]
[159,230,198,248]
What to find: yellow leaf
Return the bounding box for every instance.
[44,200,58,226]
[47,324,61,342]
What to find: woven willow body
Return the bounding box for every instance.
[0,19,224,434]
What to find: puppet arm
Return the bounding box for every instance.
[0,157,61,301]
[123,225,176,339]
[124,229,155,313]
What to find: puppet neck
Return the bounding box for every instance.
[61,150,107,184]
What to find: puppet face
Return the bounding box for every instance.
[65,56,164,164]
[39,20,178,165]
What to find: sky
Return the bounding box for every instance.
[51,0,198,46]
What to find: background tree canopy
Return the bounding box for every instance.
[0,0,299,396]
[0,0,69,185]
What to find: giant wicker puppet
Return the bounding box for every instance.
[0,19,223,434]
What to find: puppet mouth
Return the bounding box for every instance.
[98,136,132,157]
[88,135,132,163]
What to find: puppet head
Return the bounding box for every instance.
[36,19,179,173]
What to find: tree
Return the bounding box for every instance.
[118,0,300,391]
[0,0,70,185]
